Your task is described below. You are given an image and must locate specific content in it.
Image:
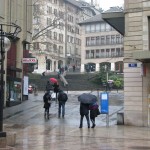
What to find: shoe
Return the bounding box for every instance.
[88,126,90,128]
[62,115,64,118]
[79,126,82,128]
[58,115,60,118]
[91,124,96,128]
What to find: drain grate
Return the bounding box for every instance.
[129,146,150,149]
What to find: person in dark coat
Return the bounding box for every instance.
[58,90,68,118]
[79,103,90,128]
[45,81,53,92]
[43,92,52,119]
[89,103,100,128]
[53,82,59,102]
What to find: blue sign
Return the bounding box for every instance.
[128,63,137,67]
[100,92,109,114]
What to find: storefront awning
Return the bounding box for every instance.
[102,12,125,36]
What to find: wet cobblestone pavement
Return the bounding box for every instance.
[3,91,150,150]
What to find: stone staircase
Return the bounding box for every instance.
[29,72,104,91]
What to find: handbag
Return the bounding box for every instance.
[97,108,101,115]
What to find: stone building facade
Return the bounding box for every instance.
[79,13,124,73]
[124,0,150,126]
[0,0,33,106]
[103,0,150,126]
[32,0,99,74]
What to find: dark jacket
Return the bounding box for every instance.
[90,109,100,118]
[46,82,53,91]
[58,91,68,103]
[43,92,51,109]
[53,83,59,93]
[80,103,89,116]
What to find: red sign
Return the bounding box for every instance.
[22,58,37,63]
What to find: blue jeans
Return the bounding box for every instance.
[58,102,65,117]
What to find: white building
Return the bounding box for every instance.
[32,0,99,74]
[79,8,124,73]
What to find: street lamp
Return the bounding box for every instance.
[0,23,21,134]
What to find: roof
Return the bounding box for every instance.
[78,14,103,25]
[64,0,82,9]
[102,7,124,35]
[104,6,124,13]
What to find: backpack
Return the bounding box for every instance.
[58,92,68,102]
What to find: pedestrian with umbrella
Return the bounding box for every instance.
[89,102,100,128]
[78,93,98,128]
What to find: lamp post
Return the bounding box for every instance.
[0,23,21,134]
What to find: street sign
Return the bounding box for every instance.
[128,63,137,67]
[100,92,109,114]
[22,58,37,64]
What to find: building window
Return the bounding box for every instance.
[106,49,110,57]
[54,9,57,16]
[96,36,100,45]
[47,30,52,39]
[86,50,90,59]
[116,35,120,44]
[54,32,57,40]
[59,46,63,54]
[85,25,90,33]
[47,18,52,26]
[86,37,90,46]
[91,24,95,32]
[59,34,63,42]
[100,49,105,58]
[96,49,100,58]
[91,50,94,58]
[111,35,115,44]
[100,23,105,31]
[96,24,100,32]
[106,24,111,31]
[101,36,105,45]
[111,48,115,57]
[116,48,121,56]
[53,44,57,52]
[106,35,110,44]
[91,37,95,46]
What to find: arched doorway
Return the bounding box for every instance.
[99,62,111,71]
[115,61,123,73]
[85,63,96,72]
[58,60,63,69]
[46,59,52,70]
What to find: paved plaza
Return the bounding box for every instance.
[3,91,150,150]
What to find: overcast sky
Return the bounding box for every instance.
[85,0,124,10]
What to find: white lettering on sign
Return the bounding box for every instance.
[22,58,37,63]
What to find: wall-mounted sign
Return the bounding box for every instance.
[128,63,137,67]
[22,58,37,63]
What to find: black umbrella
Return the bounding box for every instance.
[78,93,97,104]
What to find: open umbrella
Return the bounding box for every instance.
[78,93,97,104]
[49,78,58,84]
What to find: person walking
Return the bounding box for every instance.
[53,82,59,103]
[45,81,53,93]
[43,92,52,119]
[58,90,68,118]
[79,103,90,128]
[89,102,100,128]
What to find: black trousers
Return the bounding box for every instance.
[80,115,90,127]
[90,117,95,125]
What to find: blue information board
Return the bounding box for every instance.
[100,92,109,114]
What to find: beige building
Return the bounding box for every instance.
[0,0,33,106]
[32,0,99,74]
[103,0,150,126]
[79,12,124,73]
